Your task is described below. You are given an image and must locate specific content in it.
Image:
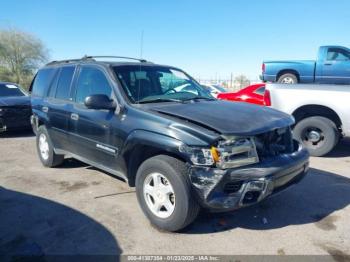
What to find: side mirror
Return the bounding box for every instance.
[84,94,116,110]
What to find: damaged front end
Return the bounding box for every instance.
[186,127,309,211]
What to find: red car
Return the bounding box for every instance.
[217,83,266,106]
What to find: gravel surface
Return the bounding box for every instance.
[0,131,349,256]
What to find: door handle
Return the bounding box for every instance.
[71,113,79,121]
[42,106,49,113]
[324,62,333,65]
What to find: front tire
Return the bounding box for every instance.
[36,125,64,167]
[136,155,200,231]
[293,116,339,156]
[277,73,298,84]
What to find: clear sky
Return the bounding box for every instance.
[1,0,350,80]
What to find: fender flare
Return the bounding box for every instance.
[121,130,189,186]
[122,129,186,157]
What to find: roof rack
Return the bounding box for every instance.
[84,56,149,63]
[45,58,90,66]
[46,55,149,66]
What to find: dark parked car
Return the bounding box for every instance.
[0,82,32,133]
[30,56,309,231]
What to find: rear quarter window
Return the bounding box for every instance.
[31,68,56,97]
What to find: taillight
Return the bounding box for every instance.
[262,63,265,73]
[264,89,271,106]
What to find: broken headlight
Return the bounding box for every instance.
[180,137,259,169]
[179,146,215,166]
[214,137,259,169]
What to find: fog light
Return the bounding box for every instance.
[242,191,261,204]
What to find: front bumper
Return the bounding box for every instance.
[189,142,309,211]
[260,74,276,83]
[0,108,32,132]
[0,119,7,132]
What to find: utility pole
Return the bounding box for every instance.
[230,73,233,90]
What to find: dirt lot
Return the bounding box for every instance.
[0,131,349,256]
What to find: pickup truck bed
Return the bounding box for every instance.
[263,60,316,83]
[265,83,350,156]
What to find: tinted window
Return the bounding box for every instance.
[113,66,211,103]
[31,68,56,97]
[159,71,198,95]
[55,66,75,100]
[0,83,26,97]
[255,86,265,95]
[47,70,60,98]
[75,67,113,104]
[327,48,350,61]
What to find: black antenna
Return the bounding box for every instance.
[140,30,144,59]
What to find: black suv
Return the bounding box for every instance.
[30,56,309,231]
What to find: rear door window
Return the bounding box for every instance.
[31,68,56,97]
[55,66,76,100]
[47,70,60,98]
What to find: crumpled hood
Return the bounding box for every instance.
[151,100,294,136]
[0,96,30,107]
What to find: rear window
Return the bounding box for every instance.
[31,68,56,97]
[255,86,265,95]
[55,66,75,100]
[0,83,26,97]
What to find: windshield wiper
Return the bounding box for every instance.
[138,96,216,104]
[138,98,183,104]
[181,96,216,102]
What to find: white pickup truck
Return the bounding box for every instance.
[265,84,350,156]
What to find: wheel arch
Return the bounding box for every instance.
[277,69,300,82]
[122,130,188,187]
[292,104,342,130]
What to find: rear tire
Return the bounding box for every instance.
[277,73,298,84]
[293,116,339,157]
[36,125,64,167]
[136,155,200,232]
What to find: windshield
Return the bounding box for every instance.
[0,83,26,97]
[113,65,213,103]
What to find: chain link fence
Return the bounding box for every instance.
[197,78,262,92]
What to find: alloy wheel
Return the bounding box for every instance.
[38,133,50,160]
[143,172,176,219]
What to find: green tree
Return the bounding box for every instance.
[0,28,49,89]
